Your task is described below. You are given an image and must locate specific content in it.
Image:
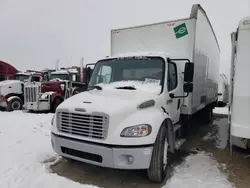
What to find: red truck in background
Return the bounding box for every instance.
[0,60,18,81]
[24,65,93,112]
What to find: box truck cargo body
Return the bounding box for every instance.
[51,4,220,182]
[111,7,219,115]
[229,17,250,149]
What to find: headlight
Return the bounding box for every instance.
[60,84,65,91]
[120,124,152,137]
[51,115,55,126]
[40,93,49,99]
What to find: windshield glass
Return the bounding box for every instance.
[88,56,165,93]
[15,74,29,81]
[50,74,70,81]
[30,76,40,82]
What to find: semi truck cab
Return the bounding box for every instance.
[0,72,43,111]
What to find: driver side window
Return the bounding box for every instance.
[168,62,178,91]
[97,65,112,84]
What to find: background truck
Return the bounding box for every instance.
[217,73,229,107]
[229,17,250,150]
[0,60,18,81]
[0,71,43,111]
[24,65,91,112]
[51,4,220,183]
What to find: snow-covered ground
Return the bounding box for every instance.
[0,109,234,188]
[165,152,233,188]
[0,111,97,188]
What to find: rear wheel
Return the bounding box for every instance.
[203,106,213,124]
[147,124,168,183]
[6,98,23,111]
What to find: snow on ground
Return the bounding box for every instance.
[0,111,97,188]
[164,152,234,188]
[0,110,233,188]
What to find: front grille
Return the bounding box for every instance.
[57,111,109,140]
[24,85,40,103]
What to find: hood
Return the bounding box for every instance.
[41,81,64,93]
[0,80,21,86]
[59,88,158,114]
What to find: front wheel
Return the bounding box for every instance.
[147,124,168,183]
[6,97,23,111]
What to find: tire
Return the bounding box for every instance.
[6,98,23,111]
[205,107,213,124]
[51,98,62,113]
[147,124,168,183]
[200,106,213,124]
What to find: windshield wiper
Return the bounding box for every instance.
[115,86,136,90]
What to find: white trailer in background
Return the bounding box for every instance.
[51,4,220,182]
[229,17,250,150]
[217,73,229,107]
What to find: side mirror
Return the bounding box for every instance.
[184,62,194,83]
[85,63,95,84]
[86,67,92,83]
[183,83,193,93]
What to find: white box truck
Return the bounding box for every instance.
[229,17,250,150]
[217,73,229,107]
[51,4,220,182]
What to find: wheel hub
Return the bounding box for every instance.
[12,101,21,110]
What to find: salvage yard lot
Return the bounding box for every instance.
[0,109,249,188]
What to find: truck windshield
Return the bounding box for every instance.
[15,75,29,81]
[88,56,165,92]
[50,74,70,81]
[30,76,40,82]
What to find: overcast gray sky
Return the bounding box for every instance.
[0,0,249,76]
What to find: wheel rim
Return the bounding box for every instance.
[163,137,168,169]
[12,101,21,110]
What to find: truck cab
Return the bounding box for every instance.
[87,54,193,124]
[15,72,30,82]
[0,72,43,111]
[23,69,86,112]
[49,69,80,82]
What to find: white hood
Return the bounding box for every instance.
[59,81,161,114]
[59,88,158,114]
[0,80,21,86]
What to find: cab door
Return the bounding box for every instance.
[165,61,182,124]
